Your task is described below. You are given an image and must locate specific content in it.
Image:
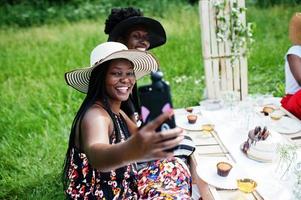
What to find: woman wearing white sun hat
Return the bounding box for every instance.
[102,7,213,200]
[62,42,184,199]
[281,12,301,120]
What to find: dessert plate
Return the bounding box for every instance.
[196,158,242,190]
[268,116,301,134]
[175,114,211,131]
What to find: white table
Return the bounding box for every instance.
[175,98,301,200]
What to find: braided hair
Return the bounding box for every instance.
[104,7,143,35]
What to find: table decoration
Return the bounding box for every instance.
[275,144,298,180]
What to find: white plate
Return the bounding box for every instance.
[268,116,301,134]
[175,114,211,131]
[196,158,243,189]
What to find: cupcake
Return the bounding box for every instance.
[187,114,198,124]
[216,162,232,177]
[185,107,193,113]
[262,106,275,116]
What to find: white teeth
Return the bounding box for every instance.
[136,48,146,51]
[116,87,129,93]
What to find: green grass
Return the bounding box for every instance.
[1,4,301,199]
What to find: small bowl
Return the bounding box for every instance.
[216,161,232,177]
[270,110,284,120]
[187,114,198,124]
[237,178,257,193]
[185,107,193,113]
[270,113,282,120]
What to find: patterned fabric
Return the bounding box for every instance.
[137,157,192,200]
[173,135,195,157]
[66,114,139,199]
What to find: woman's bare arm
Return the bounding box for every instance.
[81,107,184,172]
[288,54,301,86]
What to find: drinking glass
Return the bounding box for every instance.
[237,99,255,131]
[221,90,240,121]
[235,178,257,200]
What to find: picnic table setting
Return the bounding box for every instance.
[174,93,301,200]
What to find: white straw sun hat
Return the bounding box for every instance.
[65,42,159,93]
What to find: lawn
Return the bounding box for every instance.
[0,4,300,199]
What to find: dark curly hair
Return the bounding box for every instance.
[104,7,143,35]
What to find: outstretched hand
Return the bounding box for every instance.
[127,110,184,162]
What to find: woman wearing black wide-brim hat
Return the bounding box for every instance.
[104,7,166,123]
[281,12,301,120]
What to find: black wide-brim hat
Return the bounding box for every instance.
[108,16,166,49]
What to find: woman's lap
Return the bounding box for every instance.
[137,157,192,200]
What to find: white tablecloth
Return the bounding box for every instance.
[176,99,301,200]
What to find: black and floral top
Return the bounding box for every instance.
[66,113,138,199]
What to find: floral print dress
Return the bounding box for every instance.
[66,112,193,199]
[66,114,139,199]
[137,157,192,200]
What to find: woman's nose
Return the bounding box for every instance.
[119,76,135,83]
[140,39,150,49]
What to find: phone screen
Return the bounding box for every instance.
[138,80,176,132]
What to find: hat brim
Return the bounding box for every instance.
[65,50,159,93]
[108,16,166,49]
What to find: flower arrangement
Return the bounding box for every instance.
[213,0,254,64]
[276,144,298,180]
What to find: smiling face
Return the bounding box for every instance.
[105,59,136,103]
[124,26,150,51]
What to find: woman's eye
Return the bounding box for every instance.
[127,72,135,77]
[132,34,139,39]
[111,72,122,77]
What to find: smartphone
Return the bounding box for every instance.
[138,71,176,132]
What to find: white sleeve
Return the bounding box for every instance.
[286,45,301,58]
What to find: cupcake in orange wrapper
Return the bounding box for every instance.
[187,114,198,124]
[216,161,232,177]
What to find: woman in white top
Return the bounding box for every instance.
[281,12,301,120]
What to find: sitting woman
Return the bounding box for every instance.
[104,6,167,122]
[281,12,301,120]
[62,41,184,199]
[104,7,213,200]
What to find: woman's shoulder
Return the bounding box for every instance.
[82,104,111,125]
[287,45,301,57]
